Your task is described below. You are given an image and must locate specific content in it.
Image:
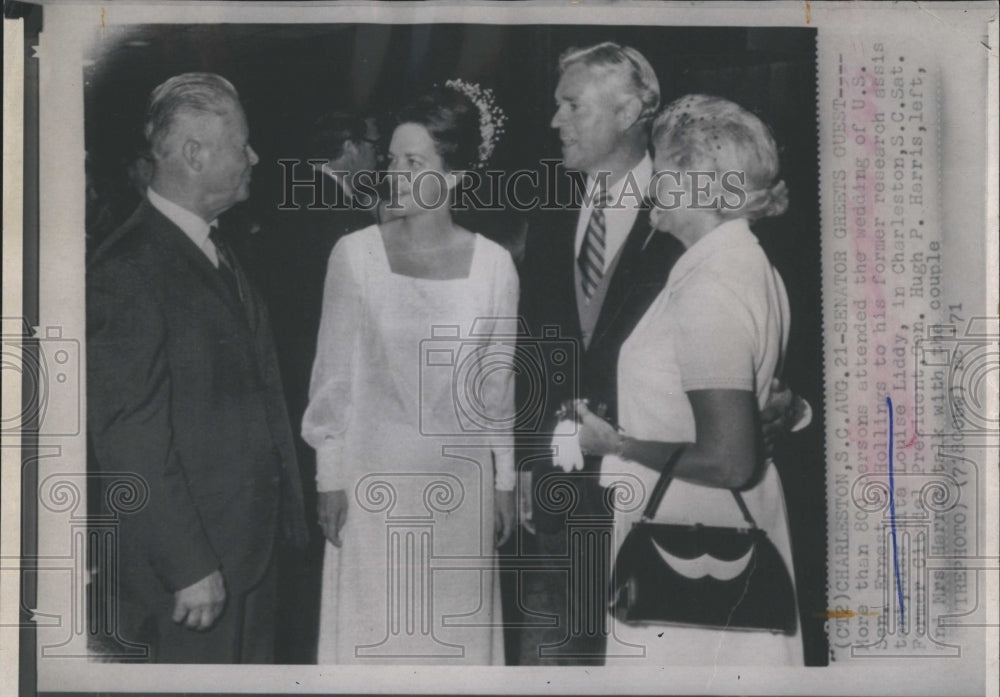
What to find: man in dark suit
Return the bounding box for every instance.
[515,43,804,666]
[516,42,678,666]
[87,72,308,663]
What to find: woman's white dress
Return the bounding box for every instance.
[302,225,518,665]
[600,218,804,666]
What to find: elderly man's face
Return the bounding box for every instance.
[551,63,631,175]
[199,101,259,214]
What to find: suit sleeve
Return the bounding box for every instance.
[515,225,568,439]
[301,239,361,492]
[87,259,219,592]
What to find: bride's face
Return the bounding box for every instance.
[385,122,454,214]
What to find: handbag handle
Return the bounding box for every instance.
[640,447,759,529]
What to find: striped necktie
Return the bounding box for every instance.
[578,188,610,302]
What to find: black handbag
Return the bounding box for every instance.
[608,448,798,634]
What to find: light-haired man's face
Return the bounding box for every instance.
[198,102,259,215]
[551,63,632,175]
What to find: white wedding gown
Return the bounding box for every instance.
[302,226,518,665]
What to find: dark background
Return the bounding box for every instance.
[83,23,827,666]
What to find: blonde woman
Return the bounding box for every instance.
[578,94,803,665]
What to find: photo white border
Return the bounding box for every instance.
[4,1,996,694]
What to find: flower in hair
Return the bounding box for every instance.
[445,78,507,168]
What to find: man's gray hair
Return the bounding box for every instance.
[558,42,660,123]
[144,72,240,157]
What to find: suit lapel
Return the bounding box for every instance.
[588,204,655,348]
[559,210,586,343]
[533,206,584,342]
[143,201,252,325]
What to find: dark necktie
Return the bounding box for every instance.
[577,188,610,302]
[208,225,244,304]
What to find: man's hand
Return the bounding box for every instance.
[761,378,811,458]
[577,400,622,457]
[172,570,226,631]
[495,489,516,548]
[318,489,349,547]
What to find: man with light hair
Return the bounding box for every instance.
[517,40,683,666]
[88,72,307,663]
[516,42,800,665]
[553,42,660,182]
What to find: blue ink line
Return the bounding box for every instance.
[886,396,905,632]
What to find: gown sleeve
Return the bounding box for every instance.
[483,248,520,491]
[302,237,362,492]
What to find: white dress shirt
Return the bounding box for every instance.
[573,153,653,270]
[147,187,220,268]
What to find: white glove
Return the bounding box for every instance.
[550,418,584,472]
[792,395,813,432]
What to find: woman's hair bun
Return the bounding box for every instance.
[744,178,789,221]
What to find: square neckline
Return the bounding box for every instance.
[373,224,480,282]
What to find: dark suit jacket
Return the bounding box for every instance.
[87,199,308,601]
[517,199,684,531]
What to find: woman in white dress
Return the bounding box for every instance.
[577,94,804,666]
[302,83,517,665]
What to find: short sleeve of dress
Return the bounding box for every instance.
[301,236,362,492]
[673,278,756,393]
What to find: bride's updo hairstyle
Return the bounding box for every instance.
[652,94,789,221]
[396,86,482,172]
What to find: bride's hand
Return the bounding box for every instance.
[317,490,349,547]
[577,400,622,457]
[494,489,515,548]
